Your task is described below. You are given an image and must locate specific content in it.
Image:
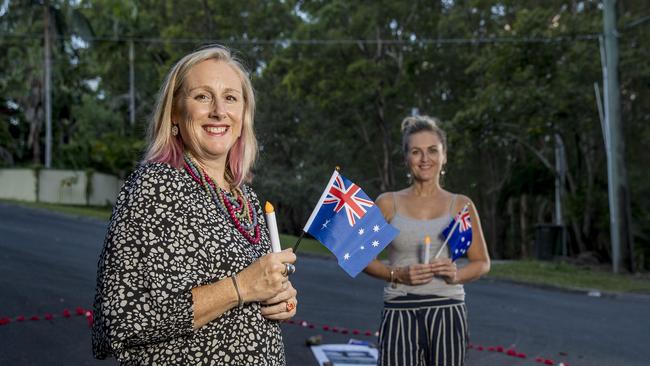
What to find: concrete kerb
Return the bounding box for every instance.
[481,276,650,302]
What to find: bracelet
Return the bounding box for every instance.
[389,267,397,289]
[230,274,243,308]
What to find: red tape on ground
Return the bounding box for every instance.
[0,307,93,328]
[284,319,570,365]
[1,307,569,365]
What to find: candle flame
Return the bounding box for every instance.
[265,201,275,214]
[425,235,431,245]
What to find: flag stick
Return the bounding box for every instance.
[434,203,470,259]
[292,231,306,253]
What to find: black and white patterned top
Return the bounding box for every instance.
[91,162,284,365]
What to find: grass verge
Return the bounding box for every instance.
[280,233,389,259]
[2,199,112,220]
[280,233,333,257]
[487,260,650,294]
[5,199,649,295]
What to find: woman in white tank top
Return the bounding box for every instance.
[363,115,490,366]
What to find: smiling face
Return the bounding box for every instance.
[405,131,447,183]
[174,59,244,166]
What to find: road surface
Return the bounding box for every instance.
[1,202,648,365]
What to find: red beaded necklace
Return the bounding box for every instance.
[183,156,260,245]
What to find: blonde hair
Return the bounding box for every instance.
[401,115,447,155]
[143,44,257,187]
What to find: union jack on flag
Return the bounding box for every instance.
[303,170,400,277]
[323,174,374,227]
[456,207,471,232]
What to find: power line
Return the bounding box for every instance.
[0,32,600,46]
[624,14,650,29]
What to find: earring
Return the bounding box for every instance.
[171,124,179,136]
[441,169,446,176]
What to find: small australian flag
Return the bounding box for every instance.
[440,205,473,261]
[303,170,399,277]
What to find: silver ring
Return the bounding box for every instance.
[283,263,296,276]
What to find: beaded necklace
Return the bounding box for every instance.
[183,154,260,245]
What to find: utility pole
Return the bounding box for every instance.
[43,0,52,168]
[603,0,634,273]
[129,39,136,126]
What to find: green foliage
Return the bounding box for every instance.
[55,94,145,177]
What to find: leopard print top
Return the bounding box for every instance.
[91,162,284,365]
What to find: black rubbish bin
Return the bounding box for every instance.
[533,224,563,261]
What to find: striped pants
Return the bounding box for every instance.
[378,294,468,366]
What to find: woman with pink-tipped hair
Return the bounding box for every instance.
[91,45,297,365]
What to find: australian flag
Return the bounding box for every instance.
[304,170,400,277]
[440,204,473,261]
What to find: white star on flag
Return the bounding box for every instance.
[360,246,365,250]
[373,225,380,232]
[372,240,379,247]
[321,219,330,230]
[344,253,350,260]
[358,228,365,235]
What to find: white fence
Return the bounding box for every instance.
[0,168,121,206]
[0,169,38,202]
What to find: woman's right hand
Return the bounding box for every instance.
[395,264,436,285]
[237,248,296,303]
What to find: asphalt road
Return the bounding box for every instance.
[1,202,648,365]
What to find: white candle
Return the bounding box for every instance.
[265,201,282,253]
[423,235,431,264]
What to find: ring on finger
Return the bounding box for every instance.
[286,300,296,312]
[281,263,296,277]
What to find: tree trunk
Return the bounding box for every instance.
[484,149,503,259]
[25,77,44,165]
[373,31,395,192]
[520,194,529,258]
[375,90,392,192]
[507,198,516,258]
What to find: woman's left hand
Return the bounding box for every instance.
[260,280,298,321]
[430,258,458,284]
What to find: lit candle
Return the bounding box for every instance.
[265,201,282,253]
[423,235,431,264]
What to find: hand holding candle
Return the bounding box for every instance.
[264,201,282,253]
[423,235,431,264]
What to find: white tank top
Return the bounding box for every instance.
[383,193,465,301]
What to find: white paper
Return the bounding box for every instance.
[310,344,378,366]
